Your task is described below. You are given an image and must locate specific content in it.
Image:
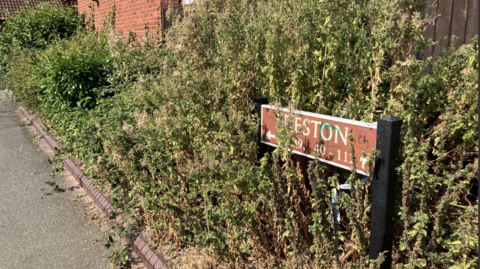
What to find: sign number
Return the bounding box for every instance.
[295,137,303,148]
[314,143,326,155]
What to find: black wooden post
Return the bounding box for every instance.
[251,95,268,161]
[369,115,402,269]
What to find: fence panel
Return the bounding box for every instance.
[465,0,479,44]
[450,0,469,49]
[433,0,454,57]
[422,0,478,59]
[422,0,437,59]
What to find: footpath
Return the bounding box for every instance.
[0,92,109,269]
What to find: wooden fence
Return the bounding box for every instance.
[422,0,478,59]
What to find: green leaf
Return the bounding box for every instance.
[406,229,417,236]
[324,16,331,26]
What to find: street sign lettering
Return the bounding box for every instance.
[261,105,377,175]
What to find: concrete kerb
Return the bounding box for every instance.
[18,106,171,269]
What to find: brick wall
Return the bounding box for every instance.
[78,0,180,38]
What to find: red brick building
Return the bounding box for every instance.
[77,0,184,37]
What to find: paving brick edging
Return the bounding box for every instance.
[19,106,172,269]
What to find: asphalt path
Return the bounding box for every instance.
[0,94,109,269]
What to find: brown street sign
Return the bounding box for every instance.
[261,105,377,175]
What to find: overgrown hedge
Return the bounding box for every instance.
[31,33,113,111]
[0,2,85,110]
[2,0,478,268]
[0,2,83,55]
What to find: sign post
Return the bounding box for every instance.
[369,115,403,269]
[251,95,269,161]
[253,97,403,269]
